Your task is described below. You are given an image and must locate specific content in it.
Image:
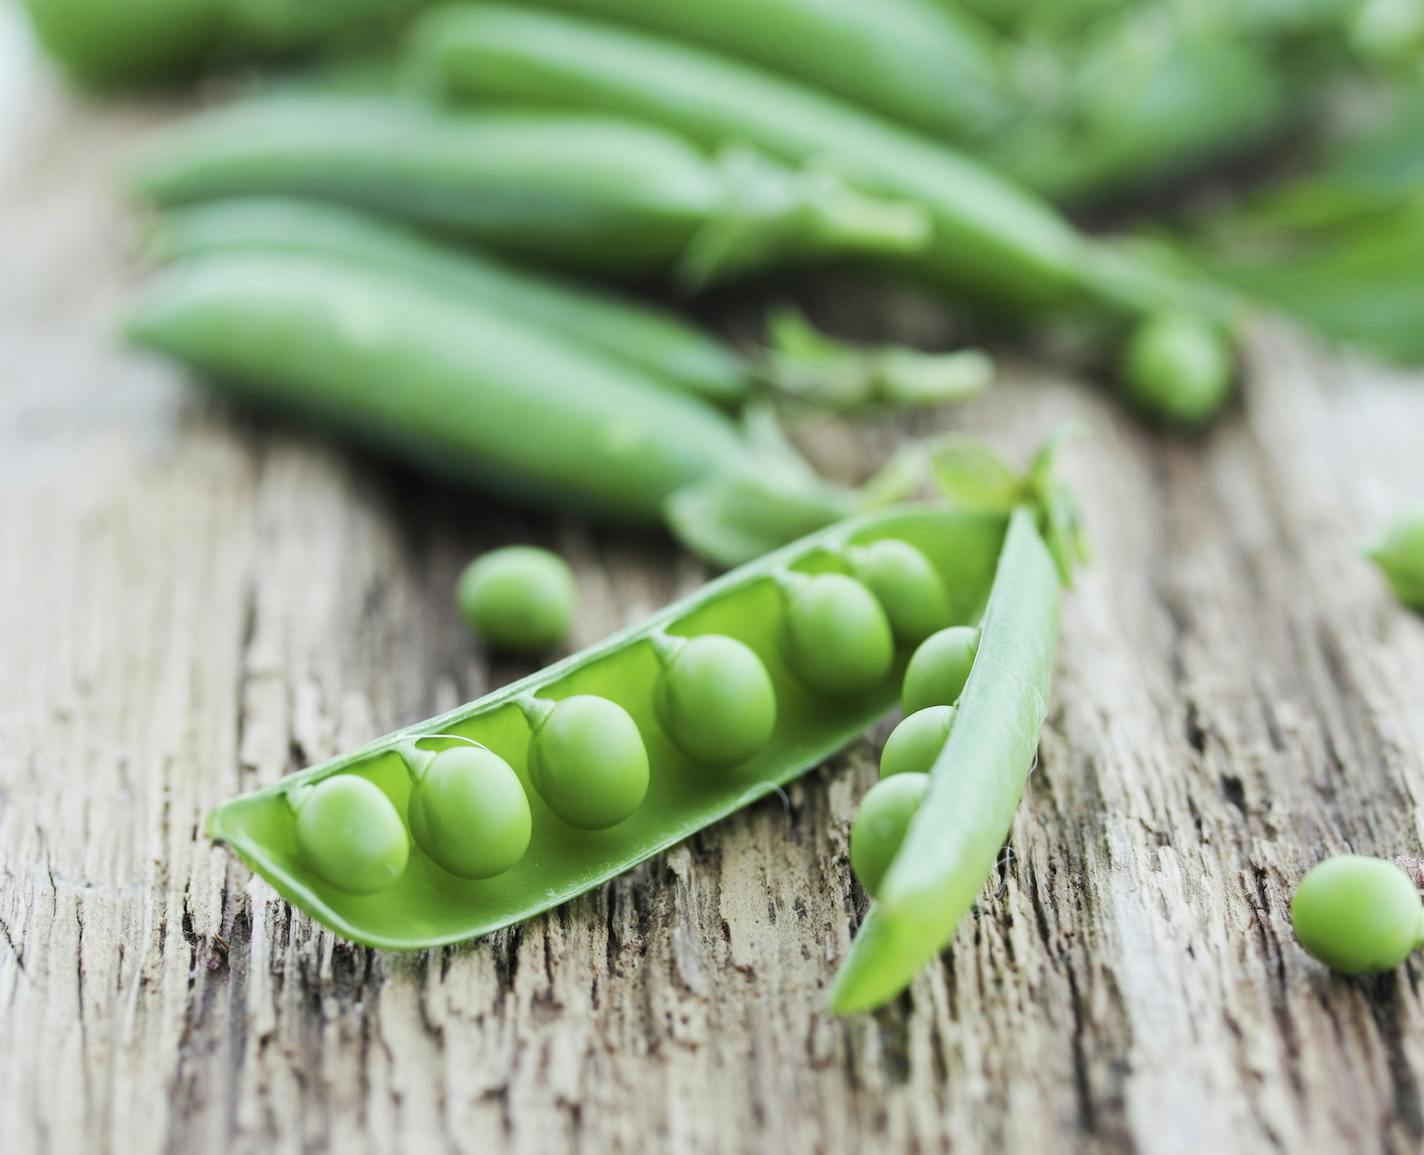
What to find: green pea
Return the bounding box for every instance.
[1291,855,1424,975]
[847,539,952,645]
[527,695,650,829]
[655,634,777,767]
[407,746,532,879]
[1120,310,1235,427]
[850,774,929,898]
[456,545,577,653]
[1367,510,1424,611]
[783,572,895,696]
[901,626,979,714]
[880,705,956,779]
[293,775,409,895]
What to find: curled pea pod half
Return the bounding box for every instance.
[129,95,930,288]
[206,503,1036,953]
[127,248,934,566]
[830,509,1060,1011]
[147,198,992,411]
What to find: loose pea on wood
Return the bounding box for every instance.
[457,545,577,653]
[1291,855,1424,974]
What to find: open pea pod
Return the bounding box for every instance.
[207,504,1030,951]
[829,506,1061,1011]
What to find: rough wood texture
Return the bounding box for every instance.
[5,19,1424,1155]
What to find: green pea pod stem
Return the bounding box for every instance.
[147,198,992,412]
[130,96,930,288]
[126,249,879,564]
[408,3,1229,323]
[828,505,1061,1012]
[204,504,1036,951]
[498,0,1010,142]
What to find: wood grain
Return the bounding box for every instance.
[5,19,1424,1155]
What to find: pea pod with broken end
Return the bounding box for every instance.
[206,501,1043,950]
[129,95,931,289]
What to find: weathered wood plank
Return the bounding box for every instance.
[4,18,1424,1155]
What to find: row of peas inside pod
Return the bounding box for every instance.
[291,537,969,889]
[209,505,1022,950]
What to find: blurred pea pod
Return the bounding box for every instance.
[130,96,929,288]
[20,0,426,85]
[148,198,992,411]
[501,0,1010,142]
[409,3,1244,419]
[410,6,1237,319]
[126,250,933,566]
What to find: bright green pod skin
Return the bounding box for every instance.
[131,96,929,285]
[830,508,1062,1012]
[655,634,777,768]
[1291,855,1424,975]
[150,199,753,406]
[1367,511,1424,612]
[503,0,1008,141]
[457,546,577,653]
[879,705,956,779]
[901,626,981,714]
[1121,311,1236,427]
[293,775,410,895]
[782,573,896,697]
[851,774,930,898]
[847,538,953,645]
[205,505,1023,951]
[126,251,750,522]
[407,745,532,879]
[527,696,650,830]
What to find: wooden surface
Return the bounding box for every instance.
[6,16,1424,1155]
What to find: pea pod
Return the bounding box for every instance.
[149,198,751,406]
[205,503,1045,952]
[409,3,1231,323]
[126,249,896,565]
[148,198,992,411]
[499,0,1010,142]
[829,505,1061,1011]
[130,96,930,288]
